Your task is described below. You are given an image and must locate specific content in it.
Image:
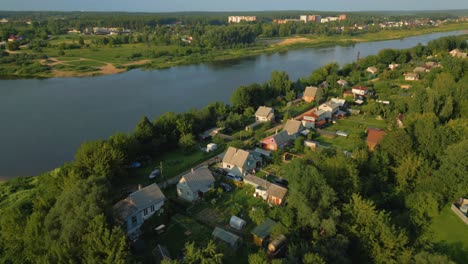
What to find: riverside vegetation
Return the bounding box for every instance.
[0,11,467,78]
[0,35,467,263]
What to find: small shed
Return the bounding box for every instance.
[267,234,287,256]
[336,131,349,137]
[229,215,247,230]
[207,143,218,152]
[212,227,241,248]
[251,218,278,247]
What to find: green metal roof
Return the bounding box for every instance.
[212,227,240,247]
[250,218,277,239]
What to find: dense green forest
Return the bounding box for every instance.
[0,35,467,263]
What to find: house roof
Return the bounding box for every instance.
[367,66,378,73]
[251,218,277,239]
[367,128,386,145]
[179,167,215,193]
[223,147,252,168]
[255,106,274,118]
[244,174,269,188]
[263,130,290,147]
[114,183,166,221]
[267,184,288,200]
[303,86,321,98]
[283,119,303,136]
[413,67,426,73]
[352,86,368,91]
[331,98,346,107]
[212,227,240,247]
[337,79,348,86]
[405,73,419,78]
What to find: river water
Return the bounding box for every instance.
[0,30,464,179]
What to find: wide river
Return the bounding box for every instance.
[0,30,465,180]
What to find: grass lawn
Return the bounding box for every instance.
[315,115,387,150]
[428,205,468,264]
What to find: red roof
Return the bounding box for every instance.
[366,128,386,144]
[353,86,368,91]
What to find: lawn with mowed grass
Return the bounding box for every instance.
[315,115,387,150]
[428,205,468,264]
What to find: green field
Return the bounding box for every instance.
[428,205,468,263]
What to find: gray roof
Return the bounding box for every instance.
[283,119,303,136]
[223,147,251,168]
[212,227,240,247]
[114,183,166,221]
[413,67,426,73]
[271,130,291,147]
[255,106,274,118]
[179,167,215,193]
[244,174,269,188]
[303,86,320,98]
[251,218,277,239]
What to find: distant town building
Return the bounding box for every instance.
[300,15,321,23]
[0,18,8,24]
[404,73,419,81]
[339,14,348,21]
[228,16,256,23]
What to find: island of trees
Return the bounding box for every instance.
[0,34,467,263]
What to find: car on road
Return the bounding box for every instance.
[149,168,161,179]
[219,182,232,192]
[226,172,243,182]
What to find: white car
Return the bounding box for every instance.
[149,169,161,179]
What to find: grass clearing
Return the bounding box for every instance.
[428,205,468,263]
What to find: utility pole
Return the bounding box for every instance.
[160,161,163,180]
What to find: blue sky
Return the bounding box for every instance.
[1,0,467,12]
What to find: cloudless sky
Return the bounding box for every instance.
[1,0,467,12]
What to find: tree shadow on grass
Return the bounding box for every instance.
[434,241,468,264]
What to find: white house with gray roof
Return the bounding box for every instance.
[255,106,275,122]
[113,183,166,237]
[177,167,215,202]
[222,147,260,177]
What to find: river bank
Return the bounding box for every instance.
[1,22,467,79]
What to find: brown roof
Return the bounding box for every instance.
[113,183,166,221]
[283,119,303,136]
[267,184,288,200]
[303,86,321,98]
[366,128,386,145]
[255,106,274,118]
[223,147,251,168]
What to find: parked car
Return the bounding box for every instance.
[149,168,161,179]
[273,178,288,188]
[219,182,232,192]
[226,172,243,182]
[214,168,228,176]
[127,161,142,169]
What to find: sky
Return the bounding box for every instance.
[0,0,467,12]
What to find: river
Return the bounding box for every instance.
[0,30,465,180]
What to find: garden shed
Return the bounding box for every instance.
[229,215,246,230]
[212,227,241,248]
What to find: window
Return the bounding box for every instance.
[131,216,137,225]
[151,205,155,212]
[227,165,231,168]
[143,208,148,216]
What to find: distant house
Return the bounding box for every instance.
[222,147,260,176]
[366,66,378,75]
[319,101,340,118]
[282,119,303,138]
[304,140,321,151]
[113,184,166,237]
[255,106,275,122]
[177,167,215,202]
[388,63,399,70]
[0,18,8,23]
[425,61,441,69]
[7,35,19,42]
[251,218,278,247]
[404,72,419,81]
[352,86,369,97]
[261,130,291,151]
[330,98,346,108]
[337,79,348,87]
[302,86,322,103]
[413,66,428,73]
[244,174,288,206]
[449,49,468,59]
[343,89,353,98]
[366,128,386,151]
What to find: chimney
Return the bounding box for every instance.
[138,184,142,190]
[275,129,278,134]
[191,168,194,174]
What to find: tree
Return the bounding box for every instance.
[270,71,291,95]
[303,252,326,264]
[248,250,268,264]
[6,41,19,51]
[179,133,196,152]
[249,207,266,225]
[184,241,223,264]
[344,194,409,264]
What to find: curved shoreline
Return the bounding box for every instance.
[1,24,467,79]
